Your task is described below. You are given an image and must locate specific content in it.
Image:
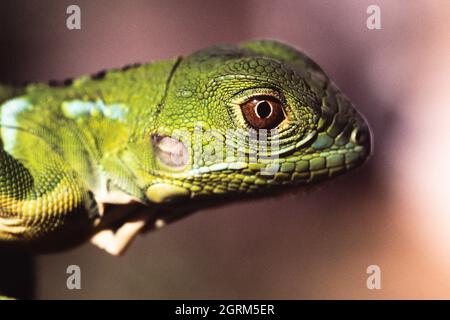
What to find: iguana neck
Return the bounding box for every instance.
[1,59,179,203]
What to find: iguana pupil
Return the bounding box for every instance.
[255,100,272,118]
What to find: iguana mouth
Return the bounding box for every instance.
[152,135,189,168]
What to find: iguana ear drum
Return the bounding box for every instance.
[152,135,189,168]
[240,96,286,129]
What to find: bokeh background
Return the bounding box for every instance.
[0,0,449,299]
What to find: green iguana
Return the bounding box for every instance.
[0,40,371,255]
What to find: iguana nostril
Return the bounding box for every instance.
[152,135,189,168]
[351,126,368,145]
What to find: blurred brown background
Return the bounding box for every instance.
[0,0,449,299]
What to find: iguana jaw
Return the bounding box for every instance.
[142,121,371,204]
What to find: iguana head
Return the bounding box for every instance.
[140,40,371,203]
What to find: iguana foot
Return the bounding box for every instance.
[90,213,151,256]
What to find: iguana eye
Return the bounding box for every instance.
[240,96,286,129]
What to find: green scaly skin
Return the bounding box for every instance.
[0,40,371,251]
